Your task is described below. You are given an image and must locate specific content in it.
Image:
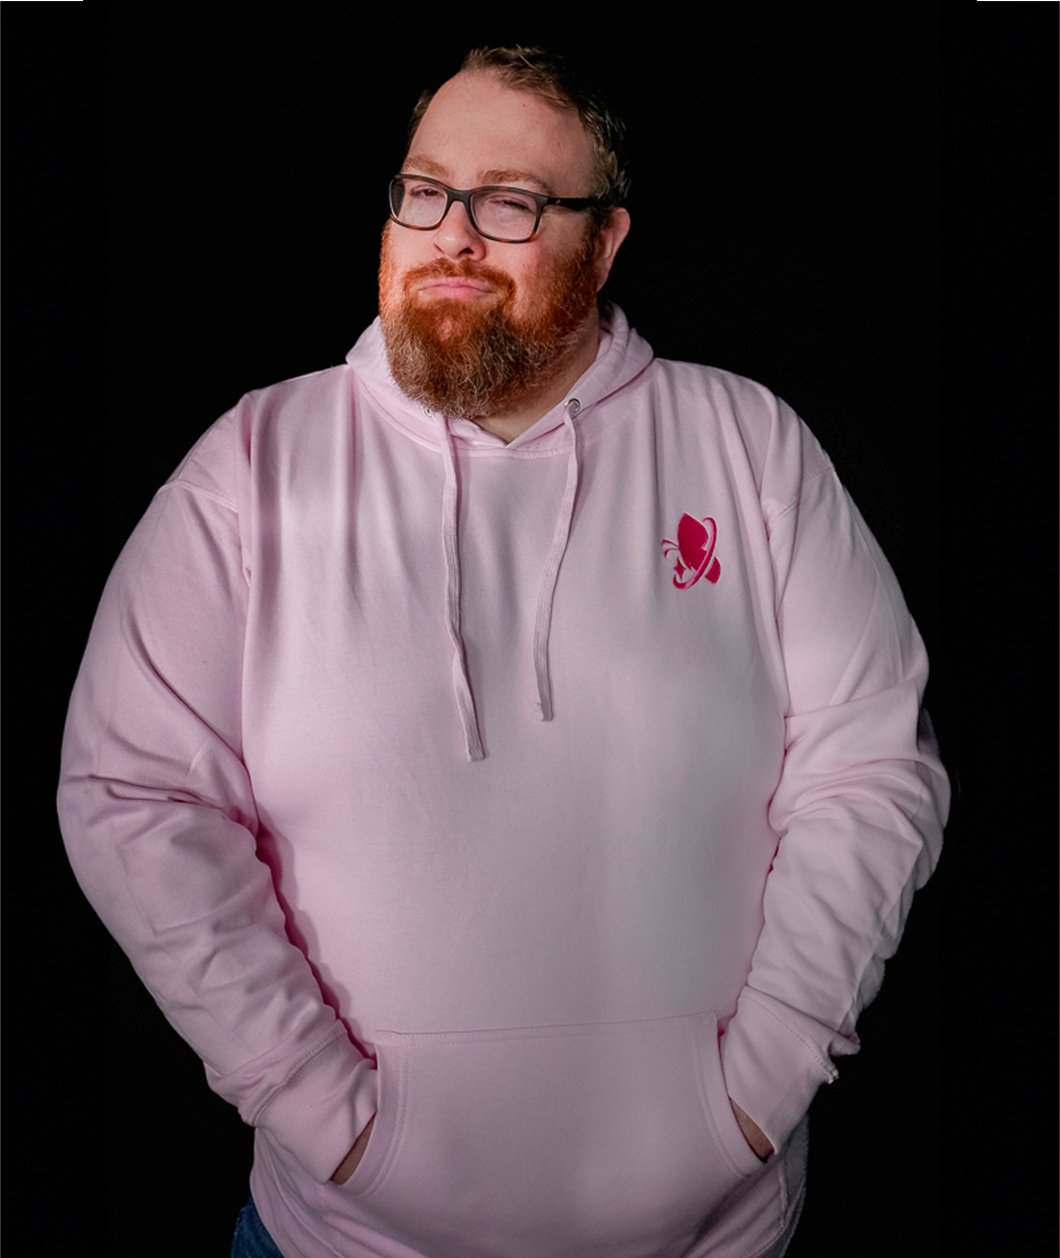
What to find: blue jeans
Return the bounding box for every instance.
[231,1197,285,1258]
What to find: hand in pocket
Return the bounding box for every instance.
[728,1098,773,1160]
[330,1115,376,1185]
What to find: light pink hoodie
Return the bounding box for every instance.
[58,308,948,1257]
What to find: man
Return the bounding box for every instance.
[59,46,948,1258]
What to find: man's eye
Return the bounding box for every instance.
[408,184,443,201]
[483,193,536,215]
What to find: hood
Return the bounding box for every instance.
[344,305,655,761]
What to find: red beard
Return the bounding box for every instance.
[378,225,602,420]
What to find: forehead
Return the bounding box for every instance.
[405,71,596,196]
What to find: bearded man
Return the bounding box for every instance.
[59,46,948,1258]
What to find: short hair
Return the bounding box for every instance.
[406,45,631,222]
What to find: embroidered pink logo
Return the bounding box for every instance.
[662,514,721,588]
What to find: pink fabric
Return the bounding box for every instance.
[59,308,948,1256]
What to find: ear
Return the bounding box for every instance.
[593,208,631,292]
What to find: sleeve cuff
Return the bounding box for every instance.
[719,989,851,1153]
[253,1027,380,1183]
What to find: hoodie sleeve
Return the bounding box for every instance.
[719,400,949,1154]
[56,427,378,1183]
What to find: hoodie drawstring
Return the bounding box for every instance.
[532,398,581,721]
[437,413,485,762]
[438,397,582,761]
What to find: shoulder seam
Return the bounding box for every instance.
[765,462,833,530]
[158,479,238,515]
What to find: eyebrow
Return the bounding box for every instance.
[403,155,553,195]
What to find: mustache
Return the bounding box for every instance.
[401,260,516,298]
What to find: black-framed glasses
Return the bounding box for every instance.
[388,175,602,244]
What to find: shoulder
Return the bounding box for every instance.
[165,361,353,506]
[645,356,834,510]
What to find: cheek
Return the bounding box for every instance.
[378,232,422,311]
[381,224,429,275]
[506,248,558,309]
[377,253,399,313]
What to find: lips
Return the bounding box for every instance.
[420,277,496,299]
[401,262,515,303]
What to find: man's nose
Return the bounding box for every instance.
[432,199,487,260]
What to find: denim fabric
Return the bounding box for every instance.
[231,1197,285,1258]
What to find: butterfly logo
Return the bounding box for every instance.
[662,514,721,588]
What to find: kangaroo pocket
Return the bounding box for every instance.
[319,1012,766,1258]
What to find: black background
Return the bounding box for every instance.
[10,6,1055,1256]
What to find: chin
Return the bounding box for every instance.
[378,226,602,418]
